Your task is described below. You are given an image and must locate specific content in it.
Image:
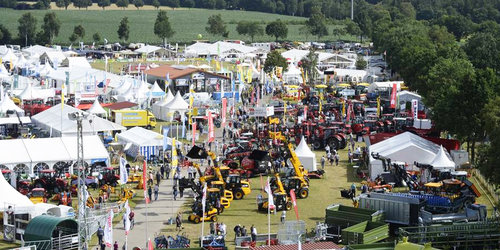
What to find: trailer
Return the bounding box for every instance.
[325,204,385,228]
[358,193,423,226]
[399,220,500,249]
[341,221,389,245]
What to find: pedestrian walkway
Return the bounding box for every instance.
[112,176,186,249]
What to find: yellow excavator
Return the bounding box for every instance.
[257,173,292,212]
[282,142,310,199]
[208,151,252,200]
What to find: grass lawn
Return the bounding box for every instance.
[161,142,362,247]
[0,7,355,44]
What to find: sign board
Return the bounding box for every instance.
[249,106,274,117]
[339,89,355,97]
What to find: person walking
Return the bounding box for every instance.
[219,222,226,236]
[350,183,357,198]
[280,210,286,224]
[97,224,104,245]
[335,153,339,166]
[327,152,333,166]
[210,222,216,235]
[156,171,161,185]
[176,212,183,231]
[160,164,165,179]
[165,163,171,179]
[154,184,159,201]
[147,185,152,202]
[113,241,118,250]
[250,225,257,242]
[234,224,242,239]
[321,156,326,170]
[173,185,178,201]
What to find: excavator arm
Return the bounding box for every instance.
[274,173,286,194]
[286,143,308,183]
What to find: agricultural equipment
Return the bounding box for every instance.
[188,201,219,224]
[341,221,389,245]
[258,173,292,212]
[280,142,310,199]
[33,169,67,195]
[155,235,190,249]
[101,167,119,187]
[28,188,47,204]
[310,125,347,150]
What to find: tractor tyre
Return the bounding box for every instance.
[218,206,224,214]
[212,215,218,222]
[298,188,309,199]
[286,202,292,211]
[234,189,244,200]
[328,138,339,150]
[339,136,347,149]
[312,140,322,150]
[194,217,200,224]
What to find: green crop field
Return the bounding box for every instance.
[0,7,353,45]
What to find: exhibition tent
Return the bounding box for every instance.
[368,132,443,180]
[152,90,175,121]
[87,99,107,116]
[295,136,317,172]
[148,81,165,98]
[61,136,109,164]
[430,145,455,170]
[32,104,125,137]
[164,92,189,121]
[117,127,169,160]
[0,169,33,212]
[0,94,25,116]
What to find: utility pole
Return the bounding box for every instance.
[68,111,89,249]
[351,0,354,20]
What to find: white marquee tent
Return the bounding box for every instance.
[32,104,125,137]
[0,135,109,174]
[148,81,165,98]
[283,64,302,84]
[152,90,174,121]
[368,132,446,180]
[164,92,189,122]
[430,145,455,170]
[87,99,107,116]
[0,94,25,116]
[294,136,317,172]
[117,127,180,160]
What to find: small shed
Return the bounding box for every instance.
[24,215,78,249]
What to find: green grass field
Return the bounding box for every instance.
[0,7,353,44]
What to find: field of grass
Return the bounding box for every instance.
[160,144,361,247]
[0,7,354,45]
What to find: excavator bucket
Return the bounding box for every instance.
[187,146,209,159]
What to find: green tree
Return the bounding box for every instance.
[215,0,225,9]
[154,10,175,46]
[117,16,130,42]
[152,0,159,9]
[41,12,61,44]
[300,49,318,85]
[264,50,288,73]
[35,0,51,9]
[306,7,328,40]
[73,25,85,40]
[56,0,71,9]
[464,32,500,71]
[265,19,288,41]
[355,55,367,70]
[98,0,110,9]
[133,0,143,9]
[166,0,179,9]
[332,25,346,40]
[437,15,475,40]
[93,32,101,43]
[205,14,228,38]
[69,33,77,43]
[18,13,37,46]
[115,0,128,9]
[0,25,12,44]
[345,19,361,41]
[478,96,500,184]
[236,21,263,42]
[73,0,92,9]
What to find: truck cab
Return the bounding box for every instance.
[112,110,157,129]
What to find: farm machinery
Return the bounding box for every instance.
[257,173,292,212]
[33,169,67,195]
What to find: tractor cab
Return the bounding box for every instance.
[225,174,251,200]
[257,192,292,212]
[101,167,119,186]
[28,188,47,204]
[210,181,233,202]
[282,177,309,199]
[39,169,57,179]
[207,187,230,210]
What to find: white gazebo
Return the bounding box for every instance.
[87,99,107,117]
[294,136,317,172]
[164,92,189,122]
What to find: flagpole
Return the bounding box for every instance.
[267,195,271,246]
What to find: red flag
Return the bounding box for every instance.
[192,122,197,146]
[221,98,227,128]
[290,189,299,220]
[148,238,154,250]
[346,102,351,122]
[143,160,149,203]
[390,83,397,109]
[208,111,215,143]
[304,106,308,120]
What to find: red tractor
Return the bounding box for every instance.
[310,124,347,150]
[101,167,120,187]
[33,169,67,195]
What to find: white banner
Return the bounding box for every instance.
[264,177,275,210]
[119,157,128,184]
[104,209,114,247]
[124,200,131,235]
[411,99,418,121]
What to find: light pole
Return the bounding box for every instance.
[68,111,89,249]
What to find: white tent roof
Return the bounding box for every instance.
[22,137,72,163]
[60,136,109,160]
[17,84,55,101]
[165,91,189,110]
[0,168,33,211]
[0,94,24,115]
[32,104,125,137]
[430,145,455,170]
[135,45,162,54]
[152,90,175,120]
[22,45,56,56]
[62,57,91,69]
[295,136,315,157]
[1,49,18,63]
[294,136,317,172]
[284,64,301,76]
[368,81,404,93]
[87,99,107,115]
[117,126,164,147]
[148,81,165,98]
[368,132,445,179]
[397,90,421,103]
[0,139,31,165]
[135,81,151,100]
